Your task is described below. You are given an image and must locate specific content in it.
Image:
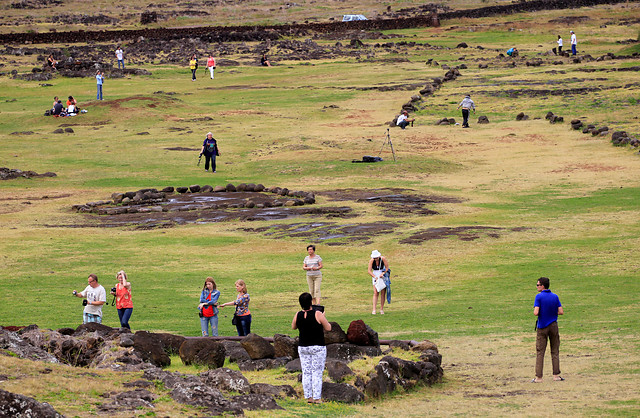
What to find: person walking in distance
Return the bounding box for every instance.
[456,94,475,128]
[570,31,577,55]
[206,54,216,79]
[532,277,565,383]
[111,270,133,329]
[199,132,220,173]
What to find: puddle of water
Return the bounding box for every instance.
[169,195,234,203]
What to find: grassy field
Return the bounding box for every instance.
[1,2,640,416]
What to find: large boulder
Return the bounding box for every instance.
[249,383,297,399]
[241,333,275,360]
[200,368,250,394]
[237,357,290,371]
[273,333,298,359]
[326,359,354,382]
[179,338,226,368]
[0,389,63,417]
[220,340,251,362]
[154,333,186,355]
[324,322,347,344]
[346,320,378,347]
[133,331,171,367]
[326,343,381,362]
[321,382,365,403]
[411,340,438,352]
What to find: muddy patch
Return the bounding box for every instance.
[241,221,399,245]
[318,188,461,216]
[400,226,526,244]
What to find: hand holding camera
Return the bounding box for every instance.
[82,299,88,306]
[72,290,77,296]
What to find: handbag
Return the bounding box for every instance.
[231,314,238,325]
[374,276,386,292]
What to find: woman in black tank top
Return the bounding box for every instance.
[292,292,331,404]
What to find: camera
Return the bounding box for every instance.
[82,300,88,306]
[111,287,117,293]
[72,290,77,296]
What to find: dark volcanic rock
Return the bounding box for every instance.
[133,331,171,367]
[220,340,251,363]
[241,333,275,360]
[229,393,283,411]
[179,338,226,368]
[273,333,298,359]
[200,367,250,393]
[0,389,63,417]
[324,321,347,344]
[98,389,155,412]
[249,383,297,399]
[321,382,364,403]
[326,359,354,382]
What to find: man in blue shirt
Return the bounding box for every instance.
[532,277,564,382]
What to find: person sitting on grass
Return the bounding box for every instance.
[52,100,64,116]
[261,54,272,67]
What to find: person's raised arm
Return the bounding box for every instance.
[316,311,332,331]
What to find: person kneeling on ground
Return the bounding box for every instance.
[396,110,415,129]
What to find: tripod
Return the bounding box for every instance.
[378,128,397,162]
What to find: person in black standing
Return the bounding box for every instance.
[292,292,331,404]
[199,132,220,173]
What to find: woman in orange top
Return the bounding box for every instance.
[111,270,133,329]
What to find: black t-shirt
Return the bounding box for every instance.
[53,102,63,115]
[296,310,325,347]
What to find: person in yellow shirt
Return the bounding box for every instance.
[189,53,198,81]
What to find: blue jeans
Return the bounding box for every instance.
[571,44,577,55]
[118,308,133,329]
[83,312,102,324]
[201,315,219,336]
[235,314,251,336]
[97,84,103,100]
[118,59,125,69]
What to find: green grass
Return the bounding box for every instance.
[1,3,640,416]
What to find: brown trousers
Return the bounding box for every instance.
[535,321,561,378]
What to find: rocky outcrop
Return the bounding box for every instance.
[0,389,63,417]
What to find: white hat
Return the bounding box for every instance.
[371,250,381,258]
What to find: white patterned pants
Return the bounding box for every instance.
[298,345,327,400]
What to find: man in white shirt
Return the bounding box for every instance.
[73,274,107,324]
[115,46,125,69]
[570,31,577,56]
[396,110,415,129]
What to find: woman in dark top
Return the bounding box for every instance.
[292,292,331,404]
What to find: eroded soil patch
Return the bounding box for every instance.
[241,221,399,246]
[318,188,461,216]
[400,226,527,244]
